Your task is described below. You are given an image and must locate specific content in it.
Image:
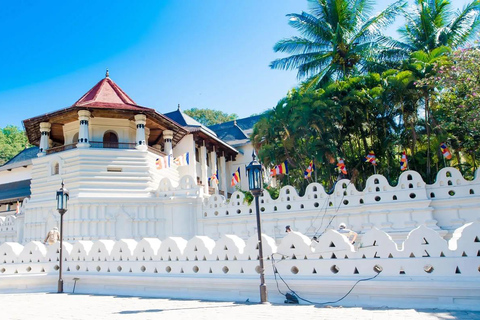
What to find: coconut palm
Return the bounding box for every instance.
[400,0,480,52]
[270,0,406,88]
[406,46,451,182]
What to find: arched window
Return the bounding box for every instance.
[103,131,118,149]
[72,132,79,144]
[52,162,59,175]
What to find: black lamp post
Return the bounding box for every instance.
[246,150,268,303]
[56,181,69,293]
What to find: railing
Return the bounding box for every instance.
[147,146,166,157]
[46,144,77,155]
[90,141,136,150]
[45,142,165,155]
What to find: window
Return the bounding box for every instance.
[52,162,59,175]
[72,132,79,144]
[103,131,118,148]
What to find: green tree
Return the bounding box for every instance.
[408,46,451,182]
[0,126,30,165]
[399,0,480,52]
[270,0,406,87]
[425,48,480,175]
[184,108,238,126]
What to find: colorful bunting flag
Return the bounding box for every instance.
[440,143,452,160]
[270,161,289,177]
[336,158,347,175]
[304,160,315,179]
[173,152,190,166]
[400,151,408,171]
[231,168,241,187]
[156,155,171,170]
[210,173,219,185]
[364,151,377,166]
[277,161,289,175]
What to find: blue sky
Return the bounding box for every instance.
[0,0,473,128]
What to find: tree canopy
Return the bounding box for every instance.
[184,108,238,126]
[258,0,480,192]
[270,0,406,87]
[0,126,30,165]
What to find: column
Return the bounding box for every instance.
[163,130,173,156]
[38,122,51,156]
[135,114,147,151]
[209,147,218,193]
[77,110,91,148]
[200,143,208,194]
[219,153,227,195]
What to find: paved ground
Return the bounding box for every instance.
[3,293,480,320]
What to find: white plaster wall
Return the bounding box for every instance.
[227,144,254,193]
[0,224,479,310]
[0,165,31,184]
[89,118,136,143]
[173,134,196,180]
[200,168,480,242]
[63,121,79,145]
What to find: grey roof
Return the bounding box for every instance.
[209,115,264,132]
[208,115,264,144]
[0,179,31,204]
[0,147,38,172]
[163,108,217,137]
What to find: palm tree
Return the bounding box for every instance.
[406,46,451,182]
[270,0,406,88]
[399,0,480,52]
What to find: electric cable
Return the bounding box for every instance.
[270,253,382,305]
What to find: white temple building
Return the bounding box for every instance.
[0,73,479,309]
[0,72,257,243]
[0,72,479,246]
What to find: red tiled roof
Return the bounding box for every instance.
[72,76,152,112]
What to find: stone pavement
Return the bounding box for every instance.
[3,293,480,320]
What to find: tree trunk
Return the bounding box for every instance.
[425,91,431,183]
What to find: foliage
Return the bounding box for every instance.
[0,126,30,165]
[399,0,480,52]
[184,108,238,126]
[235,187,254,205]
[270,0,407,87]
[261,0,480,190]
[422,48,480,174]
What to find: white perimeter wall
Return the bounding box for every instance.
[0,223,479,310]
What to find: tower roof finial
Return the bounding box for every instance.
[178,104,181,110]
[106,68,109,78]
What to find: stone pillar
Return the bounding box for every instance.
[163,130,173,156]
[38,122,51,156]
[219,153,227,194]
[77,110,91,148]
[135,114,147,151]
[210,148,218,193]
[200,144,208,194]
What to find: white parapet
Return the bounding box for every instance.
[0,223,479,310]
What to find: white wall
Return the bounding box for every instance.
[0,223,479,310]
[0,165,31,184]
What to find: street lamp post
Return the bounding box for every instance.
[246,151,268,303]
[56,181,69,293]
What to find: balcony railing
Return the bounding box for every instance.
[45,142,166,157]
[46,143,77,155]
[89,141,136,150]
